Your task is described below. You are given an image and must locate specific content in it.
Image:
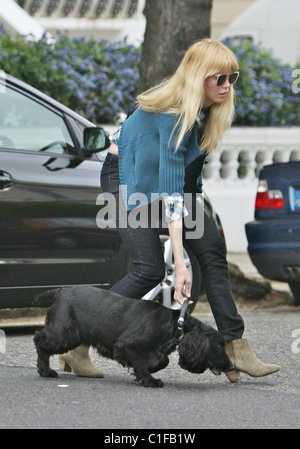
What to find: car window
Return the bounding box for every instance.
[0,86,76,155]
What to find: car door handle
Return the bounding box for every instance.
[0,170,13,190]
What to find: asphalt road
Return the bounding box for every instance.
[0,307,299,430]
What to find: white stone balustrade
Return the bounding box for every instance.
[203,127,300,252]
[14,0,146,43]
[17,0,143,18]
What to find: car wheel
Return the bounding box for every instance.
[142,234,201,312]
[288,281,300,306]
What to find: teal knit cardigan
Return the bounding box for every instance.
[118,108,202,211]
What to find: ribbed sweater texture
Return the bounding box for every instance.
[118,108,202,210]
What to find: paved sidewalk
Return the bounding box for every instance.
[227,252,290,293]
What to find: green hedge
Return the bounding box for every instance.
[224,38,300,126]
[0,31,299,126]
[0,32,140,124]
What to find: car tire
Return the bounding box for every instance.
[288,281,300,306]
[142,234,202,312]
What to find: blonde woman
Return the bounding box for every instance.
[100,39,279,382]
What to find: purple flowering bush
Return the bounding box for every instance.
[0,32,140,123]
[224,38,300,126]
[0,30,298,126]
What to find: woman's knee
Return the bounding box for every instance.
[135,261,165,285]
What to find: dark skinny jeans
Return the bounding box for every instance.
[100,152,244,343]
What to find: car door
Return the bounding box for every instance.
[0,82,120,303]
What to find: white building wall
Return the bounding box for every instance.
[0,0,49,40]
[10,0,146,44]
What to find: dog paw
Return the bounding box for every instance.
[155,378,164,388]
[38,369,58,378]
[141,377,164,388]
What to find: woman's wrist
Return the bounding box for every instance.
[175,262,187,271]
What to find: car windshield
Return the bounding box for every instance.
[0,86,75,155]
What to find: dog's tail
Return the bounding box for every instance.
[32,288,61,307]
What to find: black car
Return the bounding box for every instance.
[246,161,300,305]
[0,74,223,311]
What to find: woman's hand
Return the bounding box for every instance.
[168,218,193,306]
[174,265,192,305]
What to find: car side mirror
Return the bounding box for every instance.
[83,127,111,153]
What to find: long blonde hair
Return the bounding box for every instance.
[137,38,239,153]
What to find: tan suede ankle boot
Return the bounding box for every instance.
[224,341,240,382]
[59,345,104,378]
[225,339,280,379]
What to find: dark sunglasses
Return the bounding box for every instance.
[214,71,239,86]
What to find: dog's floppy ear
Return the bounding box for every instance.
[178,327,210,373]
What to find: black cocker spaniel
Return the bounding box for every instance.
[34,287,234,387]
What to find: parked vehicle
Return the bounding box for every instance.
[246,161,300,305]
[0,74,223,311]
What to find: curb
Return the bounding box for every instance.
[0,316,45,328]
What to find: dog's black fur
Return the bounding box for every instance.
[33,287,234,388]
